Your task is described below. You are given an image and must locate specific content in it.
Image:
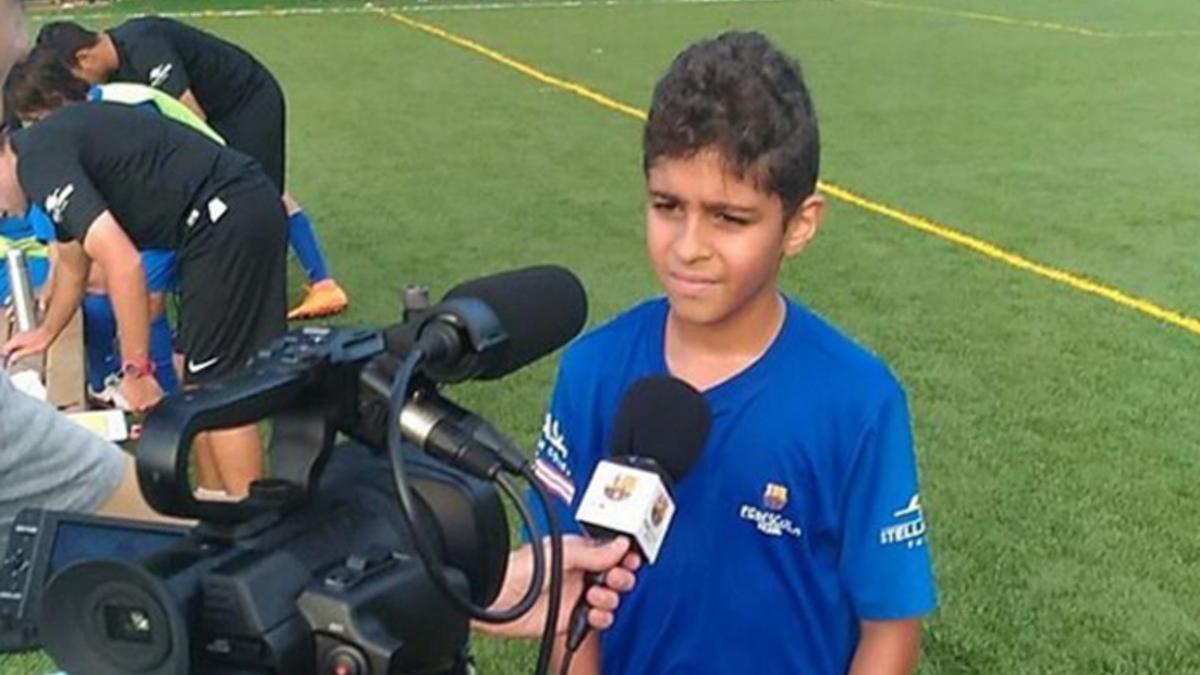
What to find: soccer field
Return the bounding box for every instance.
[5,0,1199,672]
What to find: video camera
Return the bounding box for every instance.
[28,265,587,675]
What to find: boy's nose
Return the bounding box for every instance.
[673,217,712,263]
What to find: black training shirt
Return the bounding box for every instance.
[12,102,259,249]
[109,17,270,121]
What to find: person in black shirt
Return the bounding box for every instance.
[0,102,286,498]
[37,17,349,320]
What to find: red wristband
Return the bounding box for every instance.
[121,357,156,380]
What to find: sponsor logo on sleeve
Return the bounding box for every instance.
[536,412,570,473]
[44,184,74,224]
[879,493,927,549]
[533,412,575,504]
[149,63,174,88]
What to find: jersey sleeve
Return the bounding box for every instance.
[525,347,598,541]
[837,383,938,621]
[125,36,191,98]
[18,149,108,244]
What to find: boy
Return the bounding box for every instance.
[4,45,223,142]
[3,47,240,403]
[3,49,264,491]
[533,32,937,674]
[36,17,349,320]
[0,102,287,498]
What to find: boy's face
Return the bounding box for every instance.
[645,149,822,327]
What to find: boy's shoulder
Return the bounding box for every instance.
[555,296,905,417]
[778,298,904,408]
[560,297,665,371]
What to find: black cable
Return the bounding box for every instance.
[493,474,545,619]
[523,466,564,675]
[558,647,576,675]
[385,349,549,624]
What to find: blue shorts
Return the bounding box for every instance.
[5,209,176,295]
[0,250,173,298]
[141,249,178,294]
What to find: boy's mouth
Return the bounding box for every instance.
[668,271,719,296]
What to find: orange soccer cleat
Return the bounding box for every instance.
[287,279,349,321]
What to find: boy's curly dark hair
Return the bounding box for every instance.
[643,31,820,218]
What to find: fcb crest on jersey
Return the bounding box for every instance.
[739,481,802,539]
[763,482,789,511]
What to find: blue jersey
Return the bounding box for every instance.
[532,298,937,675]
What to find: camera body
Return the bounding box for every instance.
[38,326,512,675]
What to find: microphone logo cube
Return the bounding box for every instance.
[576,461,675,564]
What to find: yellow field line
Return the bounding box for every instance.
[380,9,1200,338]
[858,0,1200,40]
[818,183,1200,335]
[858,0,1119,38]
[382,10,645,119]
[35,1,1198,39]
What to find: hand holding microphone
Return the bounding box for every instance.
[563,376,712,658]
[479,535,641,639]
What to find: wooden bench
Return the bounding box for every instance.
[1,309,86,411]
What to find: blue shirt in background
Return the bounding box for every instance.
[0,207,52,299]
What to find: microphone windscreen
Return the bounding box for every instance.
[608,376,710,484]
[444,265,588,379]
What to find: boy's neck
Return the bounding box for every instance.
[100,33,120,72]
[80,33,120,78]
[664,289,786,392]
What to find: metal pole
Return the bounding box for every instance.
[5,249,38,333]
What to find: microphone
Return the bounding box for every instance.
[565,376,711,651]
[383,265,588,383]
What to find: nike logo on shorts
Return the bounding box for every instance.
[187,356,221,374]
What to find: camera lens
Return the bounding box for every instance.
[103,603,156,644]
[39,560,188,675]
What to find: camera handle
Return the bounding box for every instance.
[137,328,386,523]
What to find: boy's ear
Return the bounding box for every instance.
[73,45,103,76]
[782,193,824,257]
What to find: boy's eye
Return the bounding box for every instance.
[652,200,681,212]
[718,212,750,226]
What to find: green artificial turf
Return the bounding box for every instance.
[5,0,1197,672]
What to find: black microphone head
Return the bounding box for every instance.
[609,376,710,484]
[444,265,588,380]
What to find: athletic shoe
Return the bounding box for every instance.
[86,374,131,411]
[287,279,349,320]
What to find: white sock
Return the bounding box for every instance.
[193,487,235,502]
